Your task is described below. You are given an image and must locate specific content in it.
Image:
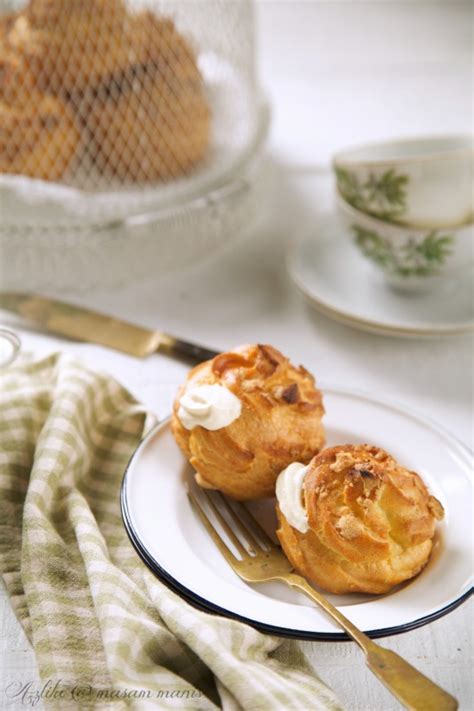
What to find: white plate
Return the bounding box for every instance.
[287,213,474,338]
[121,387,473,640]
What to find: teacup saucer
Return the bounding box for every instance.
[287,212,473,337]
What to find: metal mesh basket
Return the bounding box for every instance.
[0,0,268,289]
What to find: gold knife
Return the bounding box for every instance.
[0,292,220,363]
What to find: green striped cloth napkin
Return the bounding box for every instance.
[0,353,342,710]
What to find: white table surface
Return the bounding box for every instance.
[1,2,472,709]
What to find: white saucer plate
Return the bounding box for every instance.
[121,388,472,640]
[287,213,474,338]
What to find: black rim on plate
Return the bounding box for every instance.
[121,389,474,641]
[120,422,472,642]
[121,477,472,641]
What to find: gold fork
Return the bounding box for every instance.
[188,489,458,711]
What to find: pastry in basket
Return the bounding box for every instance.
[0,49,80,180]
[171,344,326,501]
[5,0,134,96]
[5,0,199,94]
[276,444,444,594]
[4,0,211,181]
[0,11,16,36]
[87,69,210,181]
[86,14,210,181]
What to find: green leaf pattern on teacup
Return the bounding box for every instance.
[352,225,454,277]
[336,167,409,221]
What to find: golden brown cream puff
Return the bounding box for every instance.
[6,0,134,96]
[2,0,210,182]
[0,49,80,180]
[84,10,210,181]
[171,344,326,501]
[6,1,203,101]
[87,68,210,182]
[276,444,444,594]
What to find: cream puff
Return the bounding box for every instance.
[6,1,203,97]
[171,344,326,501]
[87,68,210,182]
[2,0,210,182]
[0,49,80,180]
[276,444,444,594]
[6,0,133,96]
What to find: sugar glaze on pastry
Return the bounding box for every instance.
[177,384,242,431]
[276,444,444,594]
[171,344,326,501]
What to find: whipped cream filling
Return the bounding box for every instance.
[276,462,310,533]
[177,384,242,431]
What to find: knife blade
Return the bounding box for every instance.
[0,292,219,363]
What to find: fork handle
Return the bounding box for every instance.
[285,574,458,710]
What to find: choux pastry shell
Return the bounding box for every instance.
[172,344,326,501]
[276,444,444,594]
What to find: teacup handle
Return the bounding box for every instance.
[0,328,21,368]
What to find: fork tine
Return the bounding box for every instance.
[188,492,239,564]
[201,491,252,557]
[216,492,269,552]
[228,497,278,550]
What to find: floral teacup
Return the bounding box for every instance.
[333,135,473,229]
[337,192,474,293]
